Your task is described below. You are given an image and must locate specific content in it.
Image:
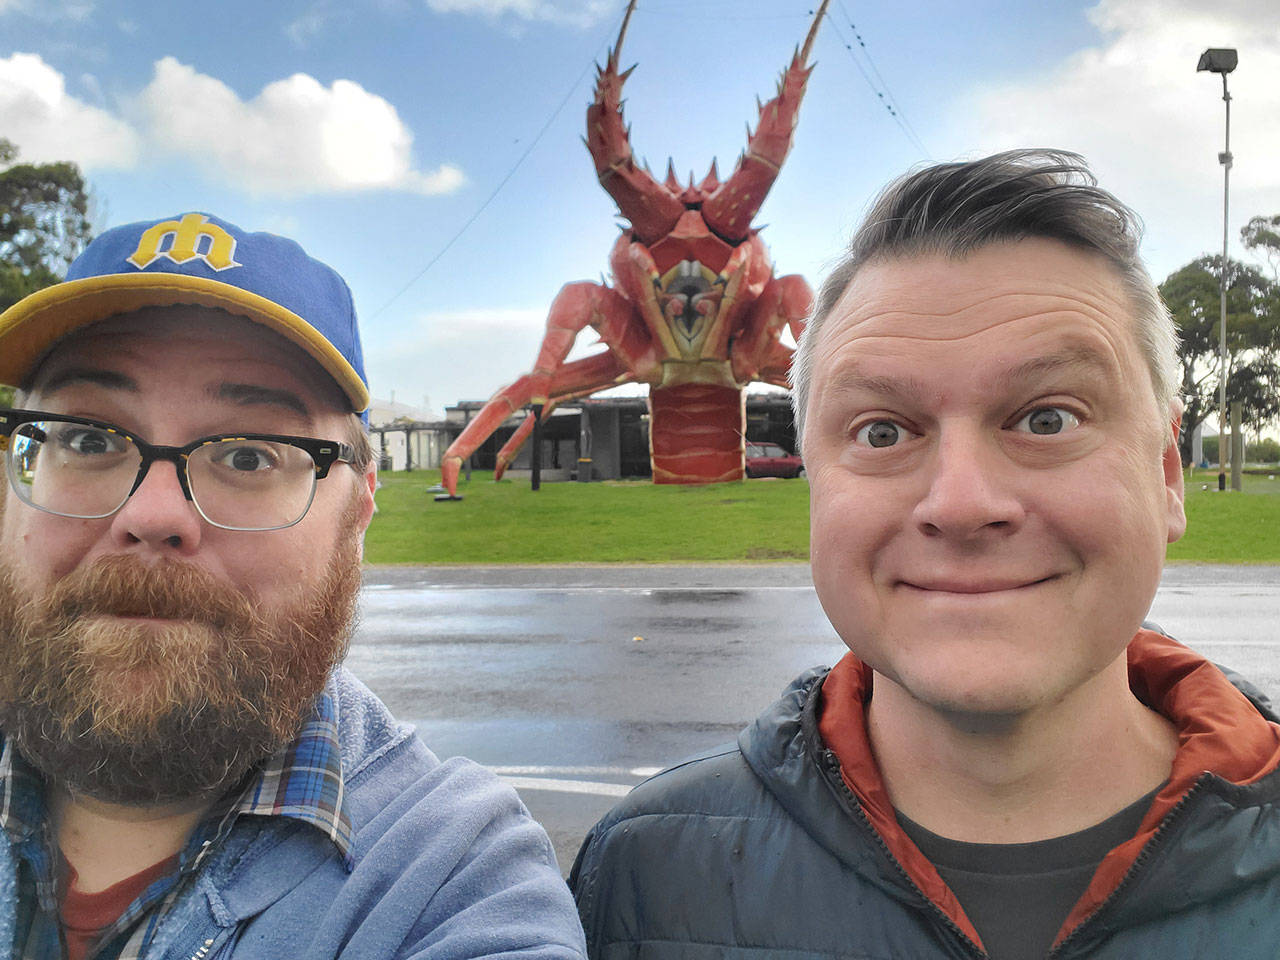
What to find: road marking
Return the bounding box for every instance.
[489,764,662,778]
[365,585,817,595]
[500,776,634,798]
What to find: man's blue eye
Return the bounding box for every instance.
[855,421,902,447]
[1015,407,1080,435]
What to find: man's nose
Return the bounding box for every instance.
[911,430,1025,540]
[108,458,204,553]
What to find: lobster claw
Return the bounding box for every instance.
[585,0,684,243]
[701,0,829,241]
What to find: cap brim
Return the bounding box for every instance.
[0,273,370,412]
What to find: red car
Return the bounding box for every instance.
[745,442,805,479]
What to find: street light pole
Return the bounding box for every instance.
[1218,73,1230,491]
[1198,47,1237,491]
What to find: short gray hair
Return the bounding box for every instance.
[790,149,1180,443]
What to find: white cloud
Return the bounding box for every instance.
[367,308,549,404]
[365,304,662,406]
[0,52,462,200]
[0,52,140,168]
[138,57,464,198]
[950,0,1280,276]
[286,3,336,47]
[261,213,302,237]
[78,71,104,104]
[0,0,93,19]
[425,0,612,29]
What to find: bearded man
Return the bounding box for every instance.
[0,213,586,960]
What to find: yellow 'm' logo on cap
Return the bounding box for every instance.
[126,214,241,272]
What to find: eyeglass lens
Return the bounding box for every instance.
[6,419,319,531]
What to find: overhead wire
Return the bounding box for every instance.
[823,2,930,158]
[630,7,804,18]
[372,0,920,319]
[368,13,619,321]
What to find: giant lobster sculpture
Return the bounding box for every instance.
[441,0,826,493]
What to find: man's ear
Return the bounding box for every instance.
[352,462,378,540]
[1163,409,1187,545]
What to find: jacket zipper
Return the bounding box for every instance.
[1047,775,1209,958]
[817,747,990,960]
[121,837,221,960]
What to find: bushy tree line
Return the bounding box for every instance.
[1200,435,1280,466]
[1160,215,1280,467]
[1250,437,1280,463]
[1,137,91,311]
[0,137,91,406]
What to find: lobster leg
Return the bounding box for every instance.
[786,304,807,346]
[623,242,682,360]
[518,281,641,405]
[700,239,761,361]
[492,368,623,480]
[757,348,796,389]
[730,273,813,383]
[441,351,631,494]
[493,401,557,481]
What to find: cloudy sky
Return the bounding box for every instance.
[2,0,1276,417]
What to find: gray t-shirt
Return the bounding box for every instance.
[897,787,1160,960]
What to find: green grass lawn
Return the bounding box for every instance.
[1168,468,1280,563]
[366,470,809,564]
[365,467,1280,565]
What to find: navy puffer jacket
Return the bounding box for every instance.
[570,631,1280,959]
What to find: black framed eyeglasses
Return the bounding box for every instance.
[0,409,356,532]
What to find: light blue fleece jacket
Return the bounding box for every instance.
[0,669,588,960]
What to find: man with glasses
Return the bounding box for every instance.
[0,213,586,959]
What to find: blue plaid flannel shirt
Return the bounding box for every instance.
[0,691,354,960]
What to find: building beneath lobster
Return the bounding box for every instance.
[436,392,798,482]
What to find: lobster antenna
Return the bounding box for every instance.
[614,0,638,59]
[800,0,830,63]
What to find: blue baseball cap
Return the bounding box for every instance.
[0,212,370,412]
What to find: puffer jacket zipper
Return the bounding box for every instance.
[815,745,989,959]
[1047,776,1209,958]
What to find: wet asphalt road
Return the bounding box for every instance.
[347,563,1279,872]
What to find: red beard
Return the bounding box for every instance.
[0,542,361,805]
